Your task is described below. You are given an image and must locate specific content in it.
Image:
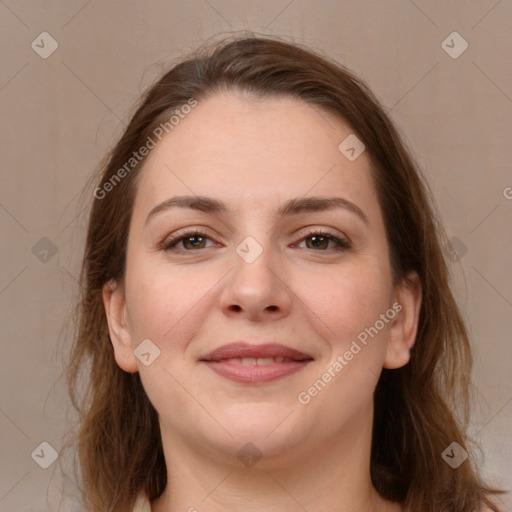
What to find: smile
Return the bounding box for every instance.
[199,342,314,384]
[202,358,312,384]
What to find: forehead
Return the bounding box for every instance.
[133,91,378,217]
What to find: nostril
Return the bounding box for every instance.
[227,305,278,312]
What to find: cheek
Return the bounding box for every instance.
[125,260,220,347]
[125,264,180,342]
[293,261,392,353]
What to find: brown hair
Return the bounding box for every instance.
[65,34,505,511]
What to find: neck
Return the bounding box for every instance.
[151,404,403,512]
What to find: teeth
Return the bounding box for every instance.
[256,357,274,365]
[221,356,290,365]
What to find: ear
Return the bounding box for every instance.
[102,279,139,373]
[383,271,422,369]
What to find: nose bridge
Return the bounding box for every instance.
[220,232,292,319]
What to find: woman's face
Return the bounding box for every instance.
[104,91,420,465]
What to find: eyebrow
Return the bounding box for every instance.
[145,195,369,226]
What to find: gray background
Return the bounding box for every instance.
[0,1,511,510]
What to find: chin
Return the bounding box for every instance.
[202,433,308,471]
[219,401,300,434]
[197,409,311,466]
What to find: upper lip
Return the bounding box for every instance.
[199,342,314,362]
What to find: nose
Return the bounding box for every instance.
[219,242,293,322]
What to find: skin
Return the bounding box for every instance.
[103,91,422,512]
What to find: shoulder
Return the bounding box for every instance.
[133,491,151,512]
[480,501,501,512]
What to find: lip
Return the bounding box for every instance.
[199,342,314,384]
[200,342,313,362]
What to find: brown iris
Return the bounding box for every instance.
[305,235,330,250]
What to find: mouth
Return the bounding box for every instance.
[199,342,314,384]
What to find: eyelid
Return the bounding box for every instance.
[159,226,351,253]
[158,227,220,251]
[292,227,351,251]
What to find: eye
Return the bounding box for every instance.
[159,229,351,253]
[160,230,217,251]
[295,231,351,251]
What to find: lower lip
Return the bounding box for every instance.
[202,360,312,384]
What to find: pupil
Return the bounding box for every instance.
[309,236,327,249]
[185,236,204,249]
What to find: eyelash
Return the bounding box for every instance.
[159,229,351,253]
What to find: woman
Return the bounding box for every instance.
[65,35,505,511]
